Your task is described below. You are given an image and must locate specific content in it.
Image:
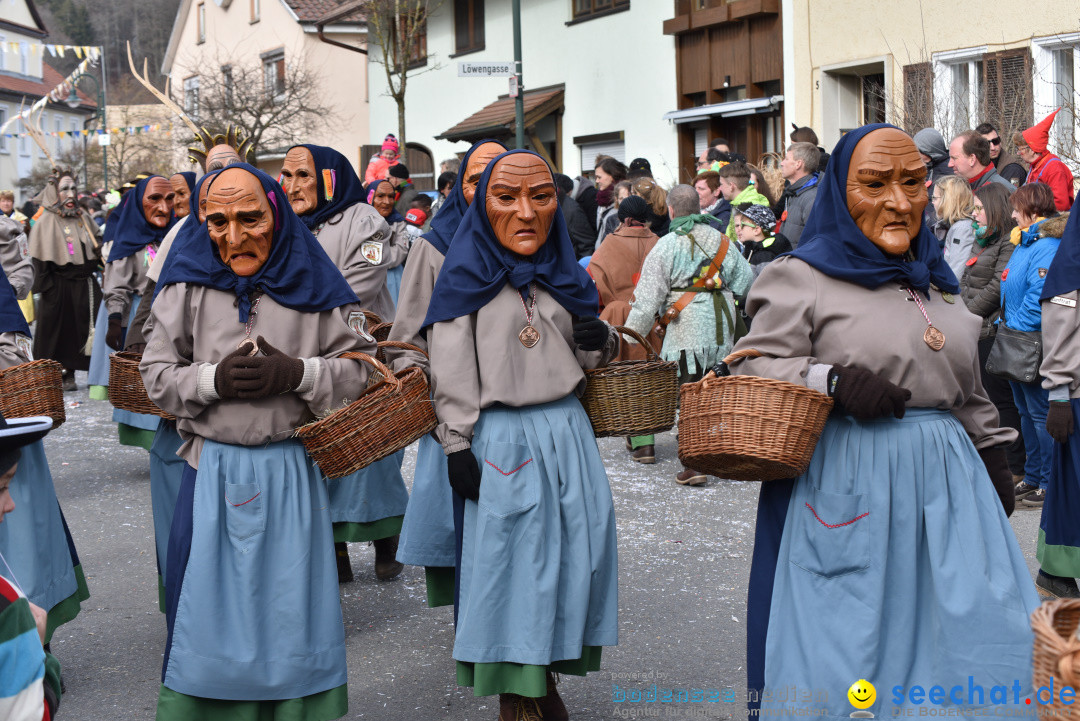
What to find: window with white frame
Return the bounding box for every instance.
[932,47,987,141]
[20,42,28,75]
[36,112,46,158]
[0,107,7,154]
[0,36,6,73]
[1033,33,1080,164]
[54,115,62,155]
[262,49,285,100]
[184,76,200,121]
[70,119,78,151]
[17,118,29,157]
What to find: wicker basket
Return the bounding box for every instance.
[677,348,833,481]
[371,322,393,362]
[1032,598,1080,719]
[363,310,383,327]
[295,346,436,479]
[107,352,175,420]
[0,359,66,429]
[580,326,679,438]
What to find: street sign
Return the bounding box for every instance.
[97,133,110,146]
[457,61,514,78]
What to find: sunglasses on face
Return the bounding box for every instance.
[987,137,1001,146]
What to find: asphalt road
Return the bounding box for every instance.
[40,375,1044,721]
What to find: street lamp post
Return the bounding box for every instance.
[64,73,107,192]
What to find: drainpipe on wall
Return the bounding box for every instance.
[315,1,368,57]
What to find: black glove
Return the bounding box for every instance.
[225,336,304,400]
[447,448,482,502]
[828,365,911,420]
[1047,401,1074,444]
[106,313,124,351]
[214,345,256,400]
[978,446,1015,517]
[572,316,609,351]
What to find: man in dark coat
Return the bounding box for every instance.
[977,122,1027,188]
[556,174,597,258]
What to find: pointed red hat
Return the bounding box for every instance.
[1022,108,1060,155]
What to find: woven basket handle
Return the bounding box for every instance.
[377,340,429,360]
[340,351,402,392]
[722,348,763,366]
[613,325,659,360]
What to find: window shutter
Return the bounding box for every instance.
[982,48,1032,143]
[902,62,933,135]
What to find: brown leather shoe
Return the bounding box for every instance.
[373,535,404,581]
[676,468,707,486]
[631,445,655,464]
[537,672,569,721]
[499,694,543,721]
[335,542,354,584]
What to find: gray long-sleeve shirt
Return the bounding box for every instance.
[1041,290,1080,401]
[141,283,375,467]
[429,283,619,454]
[103,247,155,318]
[384,237,444,377]
[729,255,1014,449]
[311,203,402,321]
[0,215,33,300]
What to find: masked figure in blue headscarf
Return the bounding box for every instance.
[385,138,505,609]
[88,175,177,449]
[423,150,619,719]
[361,178,410,305]
[0,268,89,654]
[142,163,375,721]
[728,125,1038,719]
[281,143,409,583]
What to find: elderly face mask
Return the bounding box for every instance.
[57,176,79,217]
[205,168,274,277]
[142,177,176,229]
[170,175,192,219]
[846,128,928,257]
[462,142,506,206]
[486,154,558,257]
[280,147,318,216]
[205,144,242,173]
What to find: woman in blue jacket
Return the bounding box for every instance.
[1001,183,1066,509]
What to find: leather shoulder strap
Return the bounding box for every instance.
[660,235,730,326]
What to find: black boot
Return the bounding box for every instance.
[335,542,354,584]
[373,535,403,581]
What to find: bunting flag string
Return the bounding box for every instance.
[0,43,102,60]
[2,123,173,139]
[0,51,102,136]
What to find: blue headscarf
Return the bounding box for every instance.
[102,191,130,245]
[362,180,405,225]
[152,170,218,301]
[287,144,368,230]
[788,123,959,295]
[107,176,177,263]
[0,272,30,338]
[156,163,358,323]
[423,138,507,255]
[422,149,599,331]
[171,171,196,193]
[1041,210,1080,300]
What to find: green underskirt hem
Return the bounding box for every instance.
[332,515,403,543]
[457,646,604,697]
[156,683,348,721]
[45,563,90,643]
[88,385,108,401]
[425,566,454,607]
[158,575,166,614]
[1037,527,1080,577]
[118,423,156,451]
[630,435,655,449]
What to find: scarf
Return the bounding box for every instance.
[107,176,177,263]
[362,180,405,225]
[788,123,960,295]
[155,163,358,323]
[669,214,718,236]
[287,144,368,230]
[422,149,599,331]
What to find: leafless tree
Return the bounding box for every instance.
[103,99,178,183]
[171,47,337,160]
[364,0,446,146]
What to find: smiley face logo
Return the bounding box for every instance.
[848,679,876,710]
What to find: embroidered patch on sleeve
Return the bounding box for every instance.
[361,241,383,265]
[1038,268,1048,277]
[348,311,376,342]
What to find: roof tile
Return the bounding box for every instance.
[0,63,95,109]
[284,0,365,23]
[438,86,565,141]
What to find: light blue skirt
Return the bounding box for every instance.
[386,265,404,308]
[162,439,346,701]
[397,434,455,567]
[326,449,408,525]
[762,409,1039,719]
[150,420,185,579]
[86,299,112,387]
[454,395,618,666]
[0,441,77,612]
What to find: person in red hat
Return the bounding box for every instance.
[1013,108,1075,211]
